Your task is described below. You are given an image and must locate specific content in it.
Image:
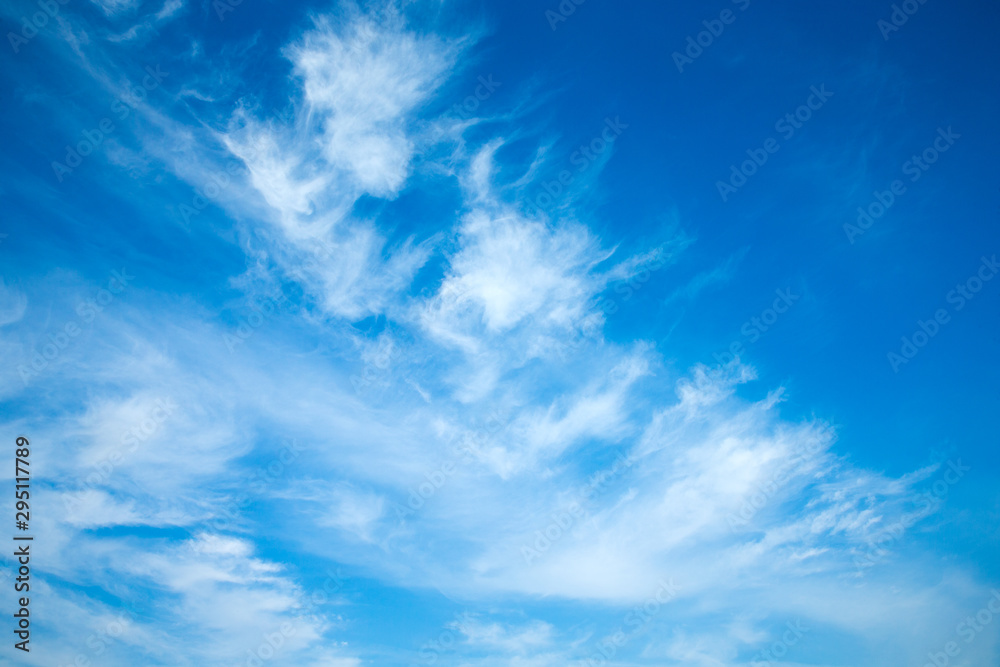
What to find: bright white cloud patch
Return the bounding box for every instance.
[221,9,459,319]
[288,13,454,196]
[418,211,611,366]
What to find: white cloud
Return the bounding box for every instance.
[218,8,461,320]
[456,616,554,653]
[90,0,141,16]
[433,212,605,335]
[411,141,680,405]
[287,11,455,196]
[8,2,996,666]
[315,484,387,542]
[470,346,652,478]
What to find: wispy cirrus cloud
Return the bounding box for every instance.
[1,1,996,666]
[219,8,463,320]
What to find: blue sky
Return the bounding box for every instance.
[1,0,999,664]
